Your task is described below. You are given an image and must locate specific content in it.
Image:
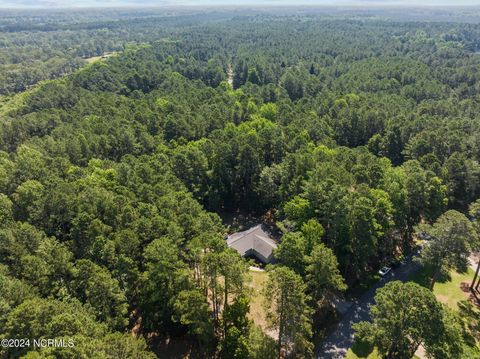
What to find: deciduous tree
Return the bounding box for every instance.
[354,281,463,359]
[416,210,474,289]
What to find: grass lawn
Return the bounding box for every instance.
[345,341,381,359]
[410,266,475,310]
[345,341,420,359]
[247,268,269,329]
[84,55,104,63]
[432,269,475,309]
[346,341,421,359]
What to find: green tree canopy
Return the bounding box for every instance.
[354,281,463,359]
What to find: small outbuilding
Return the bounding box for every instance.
[226,224,277,264]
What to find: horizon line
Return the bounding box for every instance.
[2,4,480,10]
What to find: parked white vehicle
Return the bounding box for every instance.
[378,266,392,277]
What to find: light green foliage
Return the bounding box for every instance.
[306,243,347,309]
[301,219,325,254]
[72,259,128,330]
[259,103,278,121]
[274,232,307,275]
[283,196,313,226]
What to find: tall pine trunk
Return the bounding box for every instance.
[430,267,441,290]
[471,260,480,291]
[277,291,284,359]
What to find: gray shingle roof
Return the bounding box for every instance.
[227,224,277,263]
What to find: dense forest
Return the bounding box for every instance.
[1,8,480,359]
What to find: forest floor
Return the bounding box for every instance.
[411,267,475,310]
[218,210,261,233]
[227,65,233,87]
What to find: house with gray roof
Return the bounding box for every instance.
[226,224,277,264]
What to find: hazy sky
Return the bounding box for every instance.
[1,0,480,8]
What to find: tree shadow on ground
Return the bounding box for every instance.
[151,336,207,359]
[410,266,452,288]
[350,339,375,358]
